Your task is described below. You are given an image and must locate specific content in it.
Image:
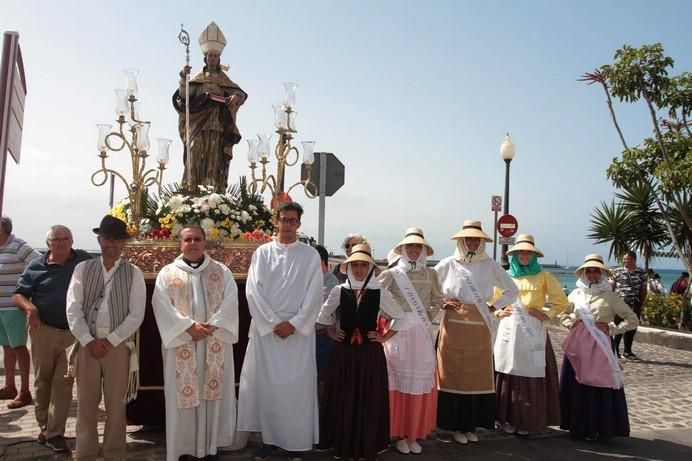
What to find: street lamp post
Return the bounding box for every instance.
[500,133,516,269]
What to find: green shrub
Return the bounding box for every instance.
[643,293,691,329]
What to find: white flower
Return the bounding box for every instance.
[200,218,215,231]
[208,193,222,209]
[171,223,183,237]
[168,195,186,213]
[240,210,251,223]
[248,204,257,212]
[219,204,231,215]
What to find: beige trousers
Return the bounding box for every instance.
[75,342,129,461]
[29,326,75,439]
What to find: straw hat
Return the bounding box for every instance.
[199,22,227,55]
[450,220,492,242]
[575,254,611,277]
[341,243,376,269]
[394,227,434,256]
[507,234,544,257]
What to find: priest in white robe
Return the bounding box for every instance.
[152,225,239,461]
[237,202,323,460]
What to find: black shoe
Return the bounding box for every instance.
[36,433,46,445]
[253,444,278,461]
[286,451,304,461]
[623,352,640,360]
[45,435,70,453]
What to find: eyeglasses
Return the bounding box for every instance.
[49,237,71,243]
[278,217,300,225]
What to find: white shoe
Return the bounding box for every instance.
[517,429,530,436]
[395,439,410,454]
[465,432,479,443]
[453,431,468,444]
[408,440,422,454]
[503,423,517,434]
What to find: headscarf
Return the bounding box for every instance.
[397,244,427,272]
[576,271,612,295]
[508,253,542,277]
[345,263,380,290]
[454,237,489,263]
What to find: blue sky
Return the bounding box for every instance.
[2,0,690,268]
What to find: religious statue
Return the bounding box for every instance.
[173,22,247,191]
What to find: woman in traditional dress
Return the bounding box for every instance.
[317,243,411,461]
[559,254,638,440]
[435,220,518,445]
[494,234,568,435]
[378,228,443,455]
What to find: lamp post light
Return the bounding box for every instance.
[247,82,318,227]
[499,133,516,269]
[92,69,171,234]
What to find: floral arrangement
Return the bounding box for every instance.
[110,177,274,241]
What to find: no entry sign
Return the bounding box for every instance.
[497,214,518,238]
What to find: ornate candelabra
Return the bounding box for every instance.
[92,69,171,234]
[246,82,317,225]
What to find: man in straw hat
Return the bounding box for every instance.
[66,215,146,460]
[152,224,239,461]
[558,254,637,440]
[378,227,443,454]
[173,21,247,190]
[494,234,567,435]
[237,202,323,461]
[435,220,517,445]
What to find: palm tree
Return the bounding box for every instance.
[616,182,669,270]
[588,200,635,262]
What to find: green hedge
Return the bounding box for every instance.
[643,293,691,329]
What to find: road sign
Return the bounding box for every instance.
[498,236,515,246]
[301,152,344,196]
[497,214,518,238]
[491,195,502,212]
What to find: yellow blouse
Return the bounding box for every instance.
[501,271,568,319]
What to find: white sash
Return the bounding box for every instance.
[391,268,434,346]
[452,262,493,336]
[574,289,623,389]
[494,298,547,377]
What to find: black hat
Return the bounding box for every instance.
[93,215,130,240]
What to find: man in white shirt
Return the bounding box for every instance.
[237,202,323,461]
[66,215,146,461]
[152,225,239,461]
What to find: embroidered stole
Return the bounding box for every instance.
[165,263,226,409]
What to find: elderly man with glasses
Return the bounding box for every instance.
[13,225,91,452]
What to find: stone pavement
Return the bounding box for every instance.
[1,327,691,460]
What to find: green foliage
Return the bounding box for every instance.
[601,43,674,105]
[643,293,691,329]
[588,199,637,262]
[584,43,692,270]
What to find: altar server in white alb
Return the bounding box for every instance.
[152,225,239,461]
[238,201,323,461]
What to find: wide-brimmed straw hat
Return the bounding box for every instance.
[575,254,611,277]
[340,243,376,273]
[507,234,544,257]
[394,227,434,256]
[450,220,492,242]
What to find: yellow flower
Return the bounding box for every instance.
[159,213,175,229]
[208,227,220,240]
[110,205,128,223]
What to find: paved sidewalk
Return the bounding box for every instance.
[1,327,691,460]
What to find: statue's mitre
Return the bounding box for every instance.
[199,21,226,54]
